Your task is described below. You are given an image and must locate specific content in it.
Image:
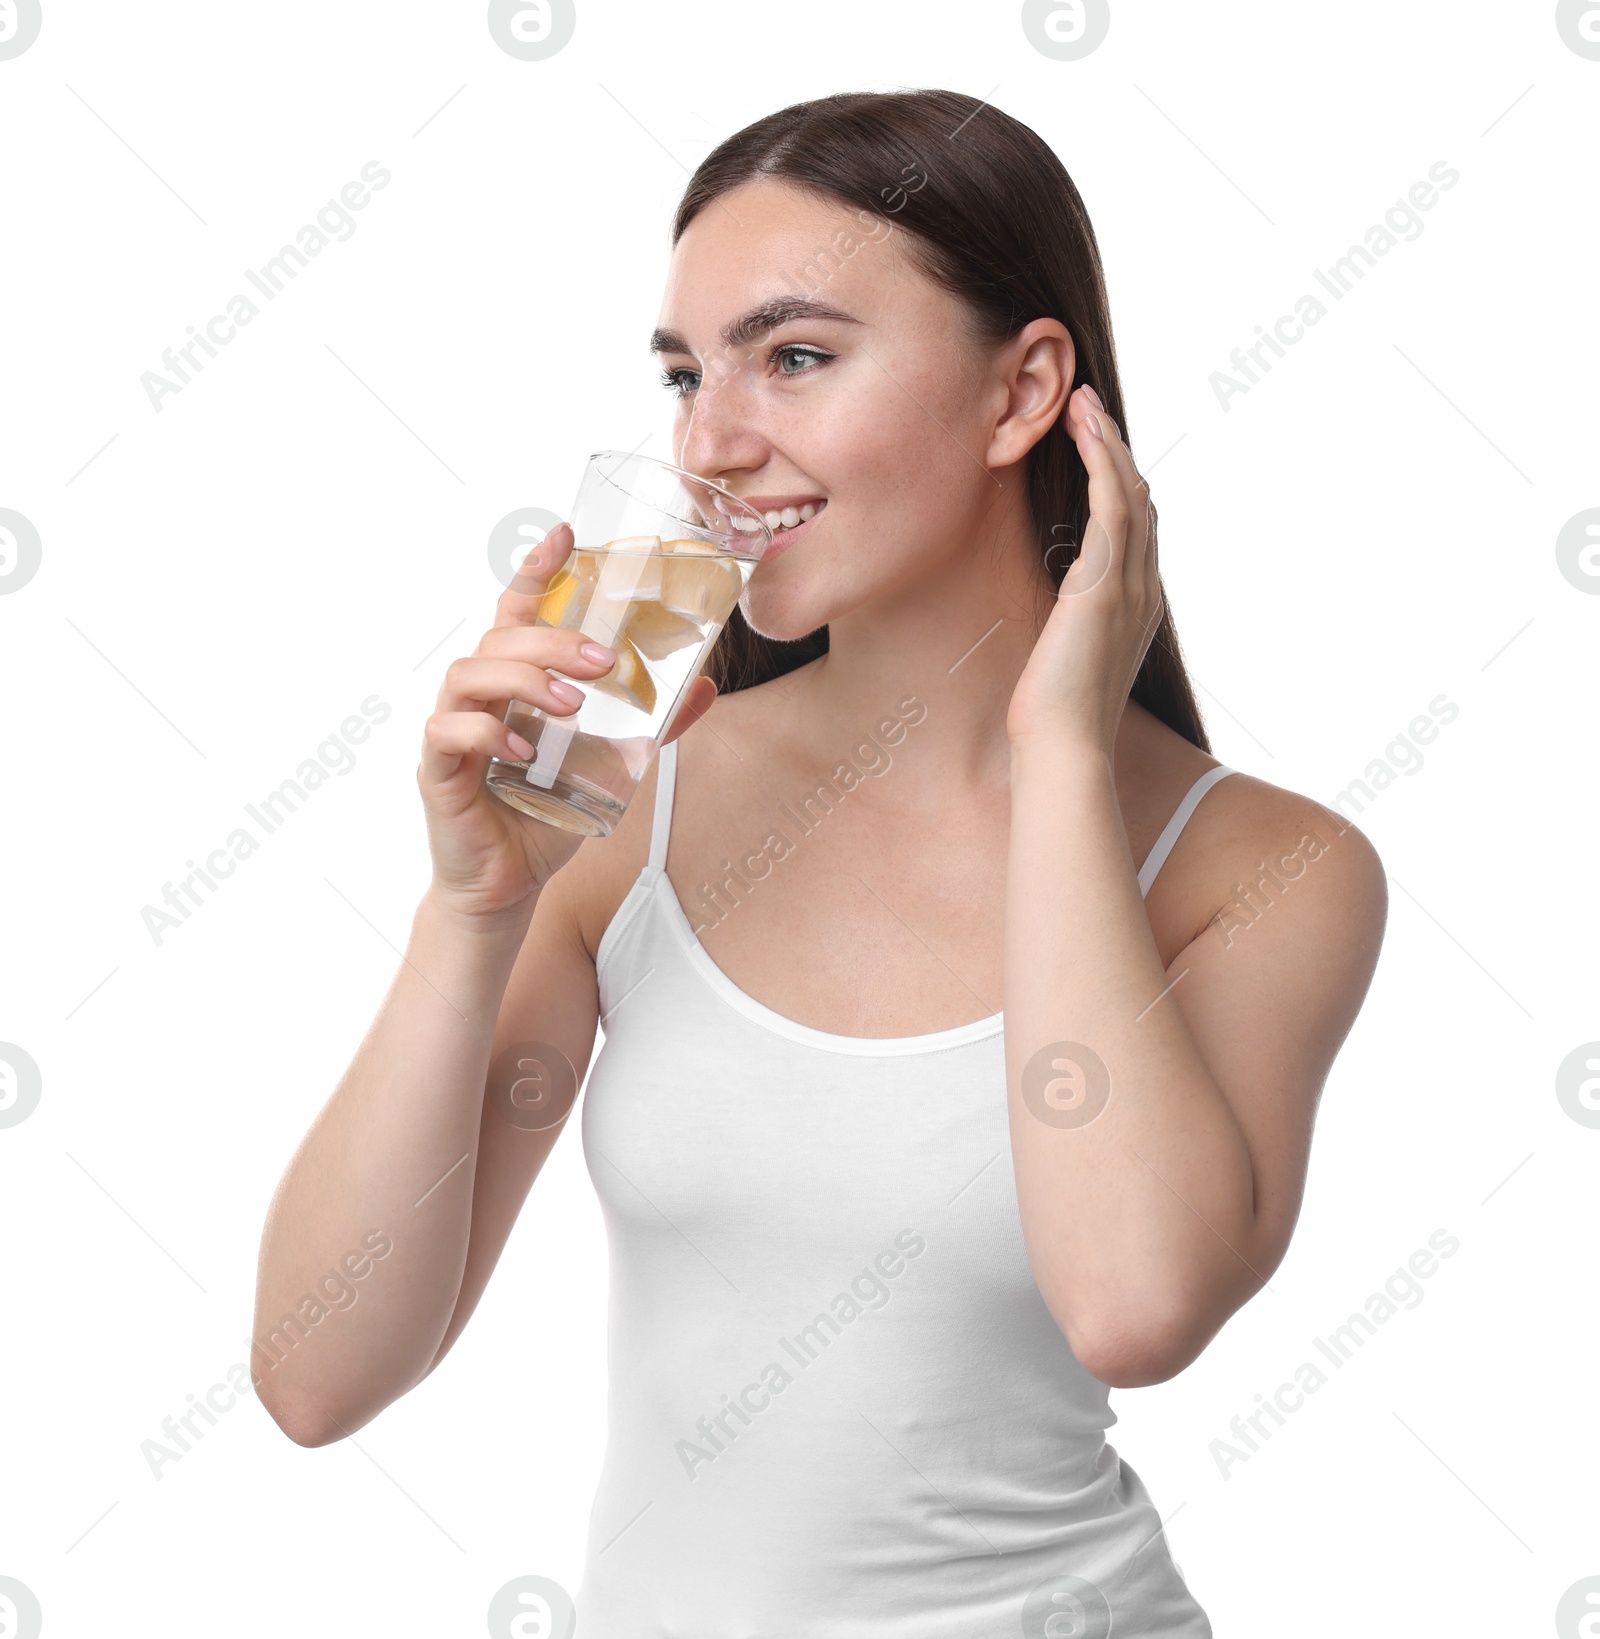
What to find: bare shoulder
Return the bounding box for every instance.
[1142,729,1388,961]
[668,661,821,789]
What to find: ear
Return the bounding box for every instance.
[661,675,718,745]
[988,317,1075,468]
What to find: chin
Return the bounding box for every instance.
[736,587,835,645]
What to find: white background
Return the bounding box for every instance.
[1,2,1596,1635]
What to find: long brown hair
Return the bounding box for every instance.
[673,88,1210,752]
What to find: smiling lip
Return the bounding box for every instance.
[712,494,826,562]
[707,490,826,563]
[753,500,825,563]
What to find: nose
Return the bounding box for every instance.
[672,353,766,485]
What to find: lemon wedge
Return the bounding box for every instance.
[623,599,703,662]
[538,561,588,628]
[657,540,743,623]
[588,634,656,715]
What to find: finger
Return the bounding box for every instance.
[436,654,592,720]
[1126,483,1158,602]
[493,521,575,630]
[1070,388,1151,583]
[475,622,616,670]
[1060,407,1127,598]
[1142,492,1162,605]
[661,676,718,746]
[419,708,537,790]
[1070,388,1146,504]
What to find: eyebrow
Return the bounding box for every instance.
[649,297,863,357]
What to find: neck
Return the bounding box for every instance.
[772,474,1170,795]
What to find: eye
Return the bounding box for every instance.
[657,344,836,399]
[773,345,832,377]
[658,364,700,397]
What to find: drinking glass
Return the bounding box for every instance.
[485,450,773,837]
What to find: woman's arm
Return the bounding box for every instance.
[1003,387,1386,1388]
[1004,741,1386,1388]
[251,873,597,1446]
[251,517,676,1446]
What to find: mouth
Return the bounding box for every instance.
[712,493,827,560]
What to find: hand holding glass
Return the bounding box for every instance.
[485,451,773,837]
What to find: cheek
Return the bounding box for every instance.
[804,403,932,526]
[841,353,986,489]
[737,353,989,631]
[847,411,984,563]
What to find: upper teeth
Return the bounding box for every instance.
[765,503,819,529]
[723,500,822,532]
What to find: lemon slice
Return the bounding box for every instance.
[538,563,585,628]
[588,634,656,715]
[657,540,743,624]
[591,537,664,608]
[624,599,703,661]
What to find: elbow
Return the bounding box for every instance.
[257,1384,358,1449]
[1077,1338,1187,1390]
[1065,1305,1205,1390]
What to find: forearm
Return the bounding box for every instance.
[252,888,535,1441]
[1004,736,1257,1377]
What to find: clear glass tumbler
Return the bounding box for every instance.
[485,450,773,837]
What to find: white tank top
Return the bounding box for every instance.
[575,734,1236,1635]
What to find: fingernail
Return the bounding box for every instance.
[1082,384,1104,410]
[550,679,584,706]
[1084,412,1103,440]
[581,642,616,664]
[506,730,536,760]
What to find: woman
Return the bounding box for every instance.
[254,89,1386,1635]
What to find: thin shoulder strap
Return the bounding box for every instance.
[647,737,678,871]
[1138,764,1237,897]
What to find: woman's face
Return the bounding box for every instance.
[654,177,1030,643]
